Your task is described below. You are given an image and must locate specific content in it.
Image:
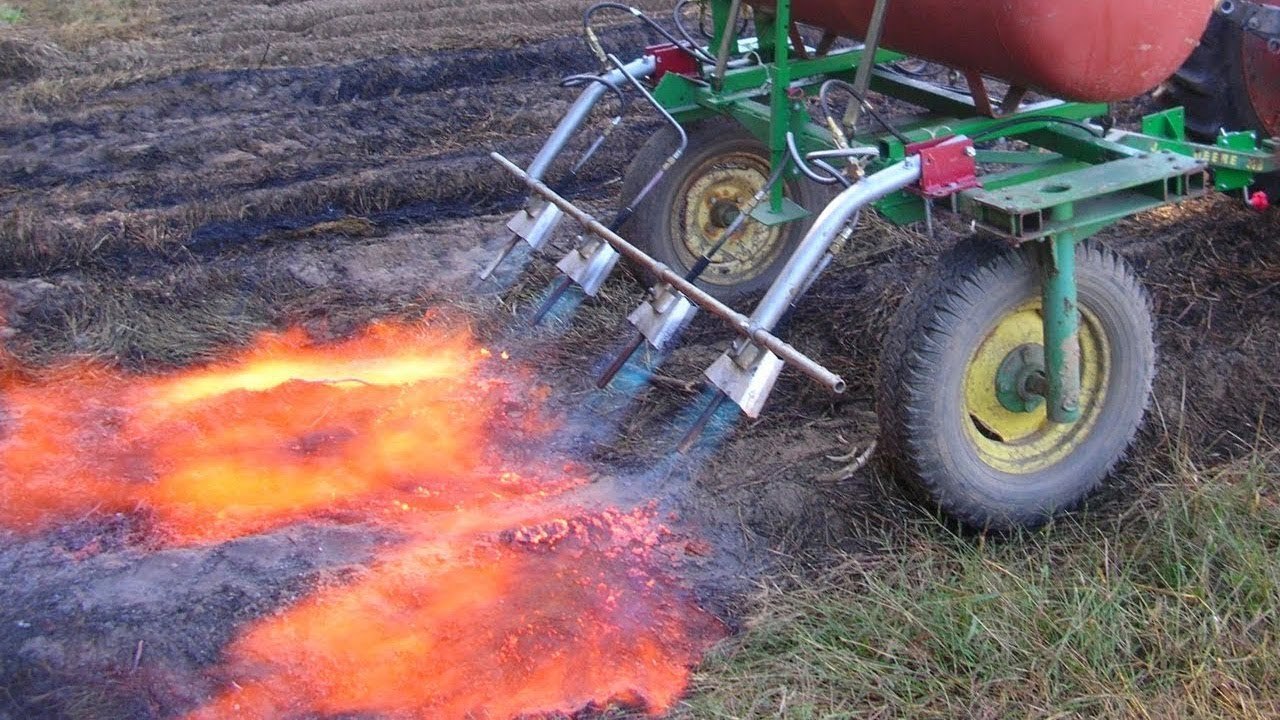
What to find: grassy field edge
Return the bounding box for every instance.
[679,443,1280,719]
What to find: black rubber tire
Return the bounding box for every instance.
[1162,13,1269,139]
[619,117,830,303]
[1161,12,1280,195]
[876,237,1157,532]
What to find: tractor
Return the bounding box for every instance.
[480,0,1277,531]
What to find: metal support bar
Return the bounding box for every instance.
[765,2,795,213]
[745,157,921,334]
[843,0,891,129]
[480,56,657,280]
[1040,233,1081,424]
[713,0,742,88]
[492,152,847,394]
[702,156,923,416]
[709,0,740,68]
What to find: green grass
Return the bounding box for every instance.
[681,448,1280,719]
[0,4,24,24]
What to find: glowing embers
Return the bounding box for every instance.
[190,506,722,719]
[0,322,724,718]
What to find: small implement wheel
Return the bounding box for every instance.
[876,237,1156,531]
[620,118,827,302]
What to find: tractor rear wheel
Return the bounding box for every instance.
[619,118,828,303]
[1162,12,1280,140]
[1162,11,1280,195]
[876,237,1156,531]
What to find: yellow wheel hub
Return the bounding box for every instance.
[673,153,786,287]
[962,301,1110,474]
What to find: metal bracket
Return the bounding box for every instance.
[965,71,1029,118]
[704,341,786,418]
[628,284,699,351]
[749,196,811,226]
[907,136,981,198]
[507,201,564,250]
[647,43,701,83]
[480,201,565,281]
[555,236,621,296]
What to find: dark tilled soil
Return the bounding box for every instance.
[2,4,1279,719]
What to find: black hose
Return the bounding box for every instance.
[584,2,716,64]
[673,0,712,47]
[559,72,630,115]
[818,78,913,145]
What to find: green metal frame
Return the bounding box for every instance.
[647,0,1276,425]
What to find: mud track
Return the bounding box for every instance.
[2,3,1280,718]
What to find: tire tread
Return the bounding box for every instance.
[876,237,1155,530]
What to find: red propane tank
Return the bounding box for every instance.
[748,0,1217,102]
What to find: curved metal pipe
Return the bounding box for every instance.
[607,53,688,208]
[559,73,628,112]
[808,147,881,161]
[743,157,923,332]
[787,132,842,185]
[525,56,656,181]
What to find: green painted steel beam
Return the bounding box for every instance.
[971,153,1199,212]
[977,158,1093,193]
[973,150,1063,166]
[961,152,1207,241]
[715,48,903,96]
[748,2,793,211]
[1039,233,1081,424]
[1115,108,1280,189]
[850,100,1112,160]
[1114,132,1279,191]
[1018,126,1144,165]
[868,69,1110,125]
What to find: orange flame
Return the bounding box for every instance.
[189,507,720,719]
[0,321,724,717]
[0,324,561,542]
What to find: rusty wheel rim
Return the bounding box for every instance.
[670,152,788,288]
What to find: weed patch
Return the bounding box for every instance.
[0,5,23,24]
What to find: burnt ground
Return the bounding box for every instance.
[2,2,1280,718]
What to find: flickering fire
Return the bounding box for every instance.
[0,322,724,718]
